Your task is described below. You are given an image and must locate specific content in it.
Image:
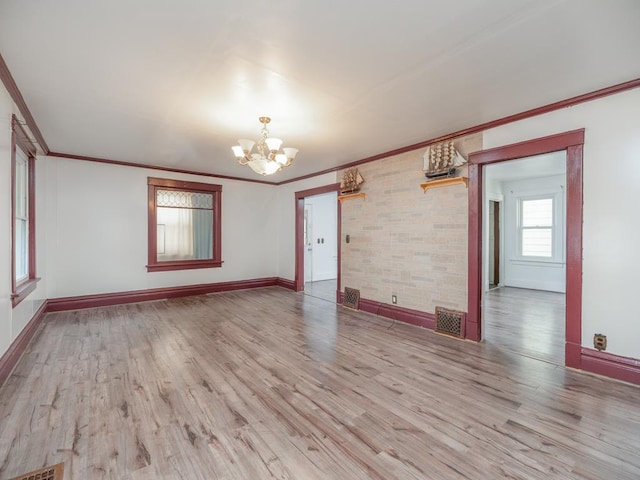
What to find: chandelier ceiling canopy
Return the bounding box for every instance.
[231,117,298,176]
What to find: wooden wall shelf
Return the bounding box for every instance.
[338,192,366,203]
[420,177,468,193]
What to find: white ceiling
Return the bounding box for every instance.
[1,0,639,182]
[486,151,566,182]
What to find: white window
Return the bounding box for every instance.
[156,189,214,261]
[11,115,39,306]
[14,147,29,281]
[519,197,554,258]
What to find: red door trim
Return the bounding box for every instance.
[468,129,584,368]
[294,184,341,294]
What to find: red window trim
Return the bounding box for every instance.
[11,115,40,307]
[147,177,223,272]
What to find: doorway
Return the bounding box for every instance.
[303,192,338,302]
[295,183,341,303]
[482,153,567,365]
[488,200,501,290]
[467,129,585,369]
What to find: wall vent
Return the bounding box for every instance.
[434,307,466,338]
[10,463,64,480]
[343,287,360,310]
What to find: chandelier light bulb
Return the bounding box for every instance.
[265,137,283,152]
[238,139,256,154]
[283,147,298,161]
[231,145,244,158]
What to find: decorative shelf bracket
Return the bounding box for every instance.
[420,176,468,193]
[338,192,366,203]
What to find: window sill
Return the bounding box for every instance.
[146,260,223,272]
[11,277,41,307]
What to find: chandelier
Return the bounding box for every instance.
[231,117,298,176]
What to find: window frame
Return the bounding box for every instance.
[11,115,39,307]
[147,177,222,272]
[515,191,564,263]
[518,195,554,258]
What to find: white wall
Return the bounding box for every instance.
[4,83,639,367]
[2,134,334,358]
[485,175,505,197]
[275,173,338,281]
[304,192,338,281]
[0,84,48,360]
[44,156,280,297]
[483,87,640,358]
[502,175,566,293]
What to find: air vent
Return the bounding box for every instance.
[434,307,466,338]
[10,463,64,480]
[343,287,360,310]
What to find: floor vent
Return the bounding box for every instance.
[435,307,466,338]
[10,463,64,480]
[343,287,360,310]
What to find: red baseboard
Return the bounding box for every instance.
[565,341,582,370]
[276,277,296,290]
[338,292,435,329]
[336,293,640,386]
[0,300,48,388]
[359,298,436,329]
[581,348,640,385]
[47,277,291,312]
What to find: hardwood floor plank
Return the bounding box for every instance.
[1,287,639,479]
[483,286,565,365]
[304,279,337,303]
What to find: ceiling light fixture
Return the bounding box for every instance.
[232,116,298,176]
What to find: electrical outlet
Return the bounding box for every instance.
[391,295,397,304]
[594,333,607,351]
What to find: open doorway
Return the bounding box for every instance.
[482,153,567,365]
[295,183,341,303]
[467,129,584,369]
[303,192,338,302]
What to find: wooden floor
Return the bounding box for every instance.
[304,279,337,303]
[483,287,565,365]
[1,287,639,479]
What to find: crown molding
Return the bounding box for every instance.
[47,151,276,185]
[0,53,50,153]
[2,50,638,187]
[276,77,640,185]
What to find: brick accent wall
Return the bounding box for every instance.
[340,134,481,314]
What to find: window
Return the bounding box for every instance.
[147,177,222,272]
[519,197,553,257]
[11,115,39,306]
